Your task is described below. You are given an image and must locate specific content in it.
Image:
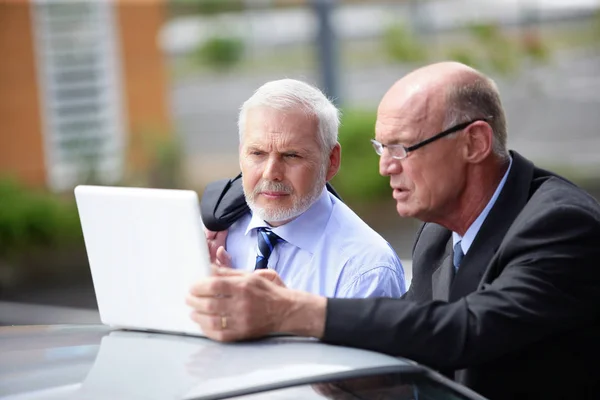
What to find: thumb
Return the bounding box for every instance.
[216,246,232,267]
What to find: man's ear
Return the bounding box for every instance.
[465,121,493,164]
[326,143,341,181]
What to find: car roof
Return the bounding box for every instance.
[0,325,422,400]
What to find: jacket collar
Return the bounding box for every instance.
[449,151,535,300]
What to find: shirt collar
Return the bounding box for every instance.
[244,187,332,254]
[453,156,513,255]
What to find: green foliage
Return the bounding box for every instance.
[592,10,600,41]
[330,109,390,205]
[382,23,428,63]
[468,22,500,42]
[168,0,245,18]
[467,22,521,75]
[445,47,482,70]
[520,30,550,62]
[448,22,551,76]
[0,178,82,258]
[127,129,185,189]
[194,35,245,69]
[145,133,185,189]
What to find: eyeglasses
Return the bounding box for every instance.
[371,118,489,160]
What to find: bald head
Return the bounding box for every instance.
[376,62,510,231]
[380,62,508,158]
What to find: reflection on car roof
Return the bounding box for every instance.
[0,325,420,400]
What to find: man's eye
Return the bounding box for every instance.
[250,151,264,156]
[284,153,299,158]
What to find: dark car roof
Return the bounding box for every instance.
[1,324,425,400]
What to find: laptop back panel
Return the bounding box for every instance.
[74,185,209,336]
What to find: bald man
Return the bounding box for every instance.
[186,62,600,400]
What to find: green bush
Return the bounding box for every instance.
[445,47,482,70]
[382,23,428,63]
[138,131,185,189]
[448,22,551,76]
[0,178,82,259]
[520,30,550,62]
[169,0,246,17]
[195,35,245,69]
[330,109,390,205]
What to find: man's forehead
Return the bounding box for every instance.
[243,112,319,147]
[247,105,312,121]
[378,89,440,134]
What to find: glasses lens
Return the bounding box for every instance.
[389,146,406,159]
[371,140,383,156]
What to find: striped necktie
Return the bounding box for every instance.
[255,227,283,270]
[453,240,464,271]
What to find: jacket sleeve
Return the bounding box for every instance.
[322,204,600,370]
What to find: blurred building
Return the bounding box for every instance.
[0,0,172,191]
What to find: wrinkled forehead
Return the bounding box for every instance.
[376,84,445,142]
[242,106,320,145]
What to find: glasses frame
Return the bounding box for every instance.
[371,118,490,160]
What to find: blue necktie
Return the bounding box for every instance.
[255,228,283,270]
[453,241,464,271]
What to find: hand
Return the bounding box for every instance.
[211,265,286,287]
[186,267,326,342]
[215,246,232,267]
[205,228,228,264]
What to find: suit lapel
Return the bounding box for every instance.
[432,239,454,301]
[409,223,452,302]
[449,151,535,301]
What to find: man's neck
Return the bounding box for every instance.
[438,158,510,236]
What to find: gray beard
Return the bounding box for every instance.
[244,165,327,224]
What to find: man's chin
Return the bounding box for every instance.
[395,202,416,218]
[251,205,296,224]
[255,200,291,214]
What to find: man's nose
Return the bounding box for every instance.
[379,153,402,177]
[263,156,284,181]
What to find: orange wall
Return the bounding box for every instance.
[0,1,46,186]
[114,0,172,171]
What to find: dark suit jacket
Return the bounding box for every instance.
[324,151,600,399]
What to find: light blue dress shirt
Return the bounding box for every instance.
[226,188,406,298]
[453,157,513,256]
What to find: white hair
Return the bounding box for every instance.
[237,79,340,156]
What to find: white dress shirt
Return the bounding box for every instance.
[225,188,406,298]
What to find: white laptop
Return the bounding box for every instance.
[74,185,210,337]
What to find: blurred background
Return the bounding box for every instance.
[1,0,599,325]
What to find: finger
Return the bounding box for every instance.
[215,229,229,241]
[208,241,219,263]
[189,277,235,297]
[254,269,286,287]
[204,228,217,240]
[216,246,232,267]
[213,265,247,277]
[185,294,227,315]
[190,311,241,342]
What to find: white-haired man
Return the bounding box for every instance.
[202,78,405,298]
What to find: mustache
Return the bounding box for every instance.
[253,180,293,195]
